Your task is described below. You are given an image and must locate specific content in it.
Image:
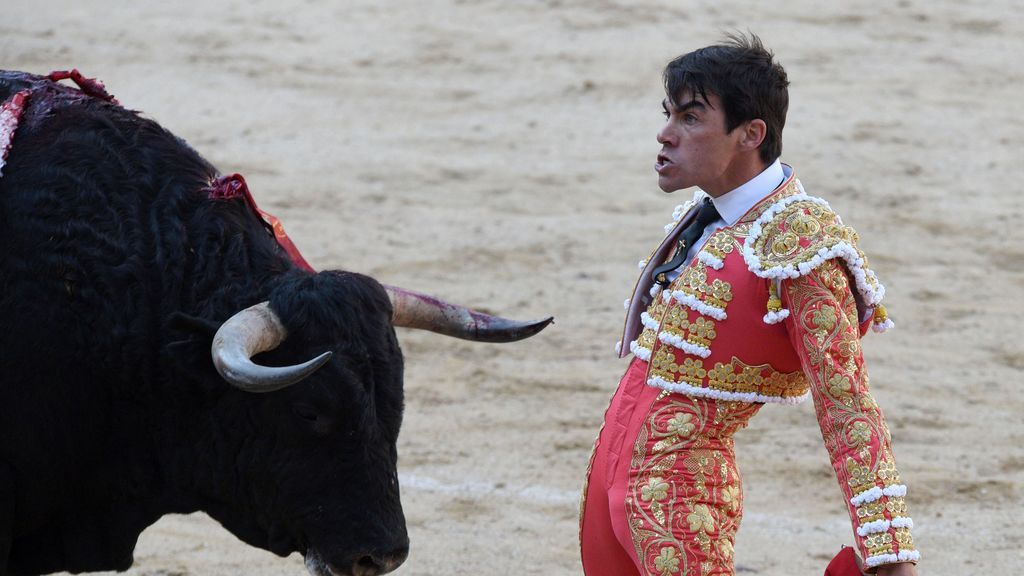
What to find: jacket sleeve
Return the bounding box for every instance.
[781,259,919,571]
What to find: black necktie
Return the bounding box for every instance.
[651,199,721,286]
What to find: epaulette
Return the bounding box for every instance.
[740,190,893,332]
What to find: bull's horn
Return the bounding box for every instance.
[211,302,332,393]
[384,285,553,343]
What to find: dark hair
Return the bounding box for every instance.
[664,33,789,164]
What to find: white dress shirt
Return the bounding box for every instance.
[686,159,788,262]
[664,160,788,283]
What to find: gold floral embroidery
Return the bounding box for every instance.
[865,532,894,555]
[650,346,708,385]
[705,357,808,399]
[703,232,737,262]
[856,501,886,524]
[848,420,873,446]
[627,395,760,576]
[751,198,883,298]
[771,231,799,256]
[893,527,915,550]
[686,504,716,534]
[642,477,670,503]
[667,413,696,437]
[788,259,913,561]
[654,546,680,575]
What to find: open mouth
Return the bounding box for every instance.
[655,153,671,172]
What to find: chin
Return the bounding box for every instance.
[658,180,684,193]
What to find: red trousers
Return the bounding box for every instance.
[580,358,760,576]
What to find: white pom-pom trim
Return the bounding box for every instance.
[638,259,648,270]
[657,331,711,358]
[898,550,921,562]
[614,341,623,355]
[891,517,914,529]
[697,251,725,270]
[850,484,907,507]
[640,312,660,332]
[649,283,663,298]
[865,554,899,568]
[856,519,892,537]
[856,516,914,537]
[663,190,707,234]
[623,298,631,310]
[763,309,790,324]
[670,290,727,320]
[872,318,895,333]
[629,340,652,361]
[865,548,920,567]
[883,484,908,498]
[741,187,886,307]
[646,375,810,405]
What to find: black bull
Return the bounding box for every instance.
[0,71,551,576]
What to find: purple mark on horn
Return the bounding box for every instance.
[383,285,552,343]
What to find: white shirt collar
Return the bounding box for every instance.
[710,159,786,225]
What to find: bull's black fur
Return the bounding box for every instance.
[0,71,407,574]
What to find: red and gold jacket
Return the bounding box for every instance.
[618,169,918,570]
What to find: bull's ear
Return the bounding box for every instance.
[163,312,222,385]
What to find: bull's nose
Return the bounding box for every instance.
[351,545,409,576]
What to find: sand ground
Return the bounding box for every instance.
[4,0,1023,573]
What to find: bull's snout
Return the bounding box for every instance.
[347,545,409,576]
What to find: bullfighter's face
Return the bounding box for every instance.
[655,91,745,197]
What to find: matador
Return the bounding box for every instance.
[579,35,920,576]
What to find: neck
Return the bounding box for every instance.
[703,156,770,198]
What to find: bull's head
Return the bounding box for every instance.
[204,271,550,576]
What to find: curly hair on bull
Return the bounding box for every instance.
[0,72,307,383]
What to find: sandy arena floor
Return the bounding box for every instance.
[5,0,1023,573]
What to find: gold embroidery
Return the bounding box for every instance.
[848,420,873,446]
[751,198,884,301]
[846,457,875,496]
[865,532,894,556]
[687,317,717,347]
[677,262,733,310]
[856,501,886,524]
[787,259,913,561]
[627,395,760,576]
[666,413,696,437]
[885,497,908,517]
[893,527,915,550]
[642,477,670,502]
[654,546,680,575]
[650,346,708,385]
[771,231,799,256]
[789,213,821,236]
[705,357,808,399]
[703,232,736,262]
[686,504,716,534]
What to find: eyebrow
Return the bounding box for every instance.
[663,98,707,114]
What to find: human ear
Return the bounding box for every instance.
[740,119,767,151]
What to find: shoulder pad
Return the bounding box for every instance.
[741,191,885,306]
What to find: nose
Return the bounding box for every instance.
[657,120,676,146]
[349,545,409,576]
